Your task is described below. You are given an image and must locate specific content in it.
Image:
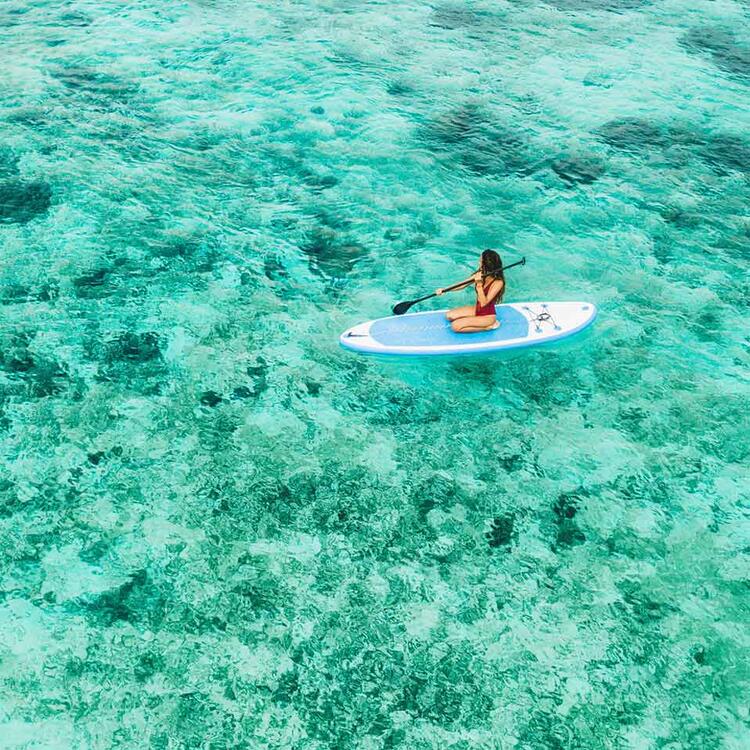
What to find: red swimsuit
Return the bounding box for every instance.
[475,280,500,317]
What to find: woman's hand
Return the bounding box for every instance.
[435,288,444,296]
[471,271,483,282]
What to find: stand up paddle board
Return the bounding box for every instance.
[340,302,596,356]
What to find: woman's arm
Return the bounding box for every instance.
[475,279,504,306]
[436,273,481,296]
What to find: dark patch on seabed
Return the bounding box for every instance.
[552,489,587,549]
[301,223,367,278]
[105,332,163,364]
[0,331,69,398]
[0,147,20,179]
[81,330,166,388]
[386,80,415,97]
[52,65,139,99]
[596,118,669,150]
[79,569,167,627]
[551,154,606,185]
[701,134,750,175]
[59,10,93,27]
[420,103,536,177]
[0,181,51,223]
[199,390,224,407]
[596,117,750,175]
[545,0,649,10]
[681,27,750,81]
[690,308,724,343]
[659,205,702,229]
[430,5,492,30]
[73,267,112,298]
[0,284,27,306]
[486,514,516,549]
[617,579,677,625]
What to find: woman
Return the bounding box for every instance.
[436,249,505,333]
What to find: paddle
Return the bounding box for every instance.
[392,257,526,315]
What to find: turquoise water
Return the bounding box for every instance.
[1,0,749,747]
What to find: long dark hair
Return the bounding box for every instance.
[480,249,504,302]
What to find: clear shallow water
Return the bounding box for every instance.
[1,0,749,747]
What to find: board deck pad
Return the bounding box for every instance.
[340,302,596,356]
[369,307,529,347]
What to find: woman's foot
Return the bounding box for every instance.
[451,317,500,333]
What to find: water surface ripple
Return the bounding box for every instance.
[1,1,749,748]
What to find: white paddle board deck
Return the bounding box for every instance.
[340,302,597,356]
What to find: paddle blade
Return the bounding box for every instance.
[392,300,414,315]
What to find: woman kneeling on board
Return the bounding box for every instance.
[436,249,505,333]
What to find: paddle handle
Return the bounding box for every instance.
[392,257,526,315]
[409,278,469,306]
[426,257,526,303]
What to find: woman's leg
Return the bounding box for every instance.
[451,315,499,333]
[445,305,476,322]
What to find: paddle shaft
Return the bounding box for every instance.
[393,257,526,315]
